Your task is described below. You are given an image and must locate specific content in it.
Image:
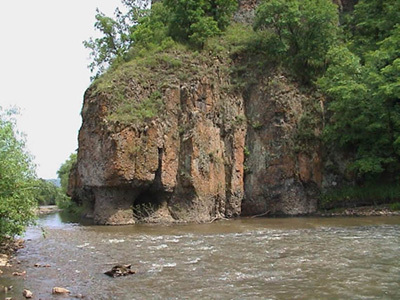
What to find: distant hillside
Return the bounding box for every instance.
[46,178,61,188]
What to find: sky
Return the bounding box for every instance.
[0,0,123,179]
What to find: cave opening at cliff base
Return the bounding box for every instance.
[132,189,163,220]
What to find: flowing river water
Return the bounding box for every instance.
[1,213,400,299]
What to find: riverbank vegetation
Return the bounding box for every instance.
[320,184,400,210]
[55,153,77,210]
[0,108,77,246]
[0,108,37,242]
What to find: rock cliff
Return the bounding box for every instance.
[69,45,323,224]
[68,0,356,224]
[70,51,248,224]
[242,75,322,216]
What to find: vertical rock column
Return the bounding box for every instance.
[93,188,138,225]
[242,75,322,216]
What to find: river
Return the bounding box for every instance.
[1,213,400,299]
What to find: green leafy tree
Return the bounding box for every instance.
[254,0,339,82]
[55,153,79,210]
[0,108,37,240]
[362,25,400,176]
[85,0,237,76]
[57,153,77,194]
[366,25,400,110]
[319,25,400,181]
[318,0,400,182]
[130,2,170,48]
[351,0,400,55]
[33,179,65,206]
[83,0,150,78]
[164,0,238,47]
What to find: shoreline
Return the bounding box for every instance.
[36,205,62,216]
[314,204,400,218]
[0,205,62,266]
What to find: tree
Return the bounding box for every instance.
[83,0,150,78]
[254,0,339,82]
[57,153,77,194]
[84,0,238,76]
[318,0,400,182]
[130,2,170,48]
[55,153,78,210]
[318,26,400,181]
[33,179,65,206]
[363,25,400,177]
[0,107,37,240]
[351,0,400,55]
[164,0,238,47]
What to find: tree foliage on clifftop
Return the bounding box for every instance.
[84,0,237,78]
[254,0,339,82]
[83,0,150,78]
[164,0,237,47]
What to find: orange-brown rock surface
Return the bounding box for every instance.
[69,59,323,224]
[242,75,322,216]
[69,57,247,224]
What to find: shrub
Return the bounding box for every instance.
[320,184,400,209]
[389,202,400,211]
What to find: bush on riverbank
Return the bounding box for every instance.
[389,202,400,211]
[320,184,400,210]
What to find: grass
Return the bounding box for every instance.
[90,41,210,124]
[132,203,157,221]
[90,24,260,127]
[107,91,163,125]
[91,46,186,126]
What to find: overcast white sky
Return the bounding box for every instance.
[0,0,124,179]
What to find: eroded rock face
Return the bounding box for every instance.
[70,68,246,224]
[241,75,322,216]
[70,68,323,224]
